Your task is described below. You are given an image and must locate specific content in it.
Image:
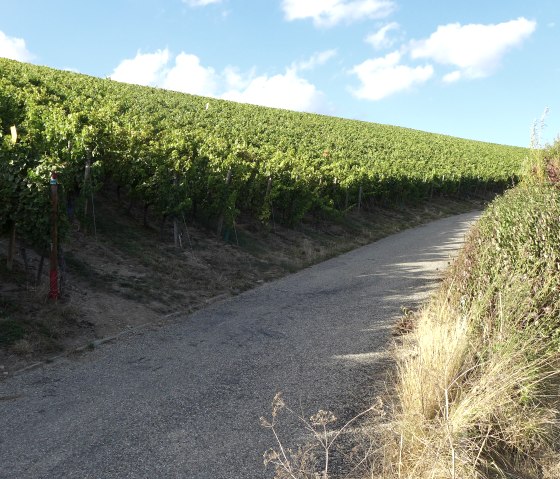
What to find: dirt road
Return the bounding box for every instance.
[0,212,478,478]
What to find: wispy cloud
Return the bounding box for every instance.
[365,22,400,50]
[162,53,219,96]
[350,16,537,101]
[281,0,395,27]
[110,49,218,96]
[292,49,337,71]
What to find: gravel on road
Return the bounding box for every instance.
[0,212,478,478]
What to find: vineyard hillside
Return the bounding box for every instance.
[0,58,527,251]
[0,58,527,369]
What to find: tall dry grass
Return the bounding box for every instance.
[384,140,560,478]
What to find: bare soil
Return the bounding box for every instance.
[0,189,489,376]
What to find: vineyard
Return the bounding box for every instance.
[0,58,527,256]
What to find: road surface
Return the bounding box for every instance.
[0,212,478,478]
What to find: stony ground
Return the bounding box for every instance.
[0,212,478,478]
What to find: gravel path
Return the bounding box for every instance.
[0,212,478,479]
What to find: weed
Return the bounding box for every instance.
[11,339,33,355]
[383,140,560,478]
[262,393,385,478]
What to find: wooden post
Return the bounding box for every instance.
[20,247,29,277]
[262,176,273,224]
[216,168,232,238]
[173,216,180,247]
[173,172,180,248]
[83,149,92,218]
[358,185,363,212]
[58,246,66,297]
[49,171,59,300]
[6,126,17,271]
[265,176,272,198]
[181,214,193,252]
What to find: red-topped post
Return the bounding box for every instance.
[49,171,59,300]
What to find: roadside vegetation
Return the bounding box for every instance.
[260,137,559,479]
[384,139,560,478]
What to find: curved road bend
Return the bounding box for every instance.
[0,212,478,479]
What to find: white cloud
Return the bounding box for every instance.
[162,53,219,96]
[350,51,433,100]
[222,70,326,112]
[292,49,337,71]
[442,70,462,83]
[111,50,219,96]
[410,17,536,80]
[223,66,252,90]
[0,30,33,62]
[282,0,395,27]
[110,49,170,86]
[110,49,326,113]
[366,22,400,50]
[183,0,222,6]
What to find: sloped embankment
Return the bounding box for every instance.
[387,160,560,478]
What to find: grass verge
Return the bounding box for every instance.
[385,145,560,478]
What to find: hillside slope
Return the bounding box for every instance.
[0,190,484,374]
[0,58,526,373]
[1,58,526,256]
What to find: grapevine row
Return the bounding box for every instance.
[0,58,527,252]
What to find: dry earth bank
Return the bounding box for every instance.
[1,192,488,376]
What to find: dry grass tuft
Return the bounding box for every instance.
[382,142,560,479]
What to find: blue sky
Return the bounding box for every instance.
[1,0,559,146]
